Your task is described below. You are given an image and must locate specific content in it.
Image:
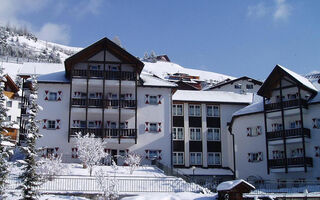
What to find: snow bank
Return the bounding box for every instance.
[122,192,217,200]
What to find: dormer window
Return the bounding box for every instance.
[234,84,242,89]
[246,84,253,89]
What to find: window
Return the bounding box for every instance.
[207,105,219,117]
[248,152,263,162]
[149,123,158,132]
[247,126,262,136]
[149,96,158,105]
[234,84,242,89]
[48,120,56,129]
[207,128,220,141]
[89,65,101,70]
[190,152,202,165]
[88,121,95,128]
[172,127,184,140]
[173,104,183,116]
[46,148,55,157]
[120,123,126,129]
[208,152,221,165]
[7,115,11,121]
[80,121,86,128]
[288,94,297,100]
[110,122,117,129]
[189,105,201,116]
[190,128,201,141]
[148,150,159,159]
[173,152,184,165]
[48,92,57,101]
[246,84,253,89]
[89,93,96,99]
[18,102,22,109]
[17,117,21,122]
[6,101,12,107]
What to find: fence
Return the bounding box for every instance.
[248,180,320,194]
[0,56,61,64]
[7,175,203,194]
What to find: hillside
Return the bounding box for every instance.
[0,25,81,63]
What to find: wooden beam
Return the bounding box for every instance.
[263,97,270,174]
[279,79,288,173]
[298,87,307,172]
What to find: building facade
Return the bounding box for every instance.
[231,65,320,182]
[35,38,176,166]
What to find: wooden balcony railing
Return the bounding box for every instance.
[264,99,308,111]
[71,98,87,107]
[72,69,136,81]
[71,98,136,109]
[268,157,313,169]
[71,128,137,139]
[88,99,103,107]
[267,128,310,141]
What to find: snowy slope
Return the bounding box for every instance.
[143,61,235,83]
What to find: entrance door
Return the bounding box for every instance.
[111,149,118,165]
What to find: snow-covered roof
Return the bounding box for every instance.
[217,179,255,191]
[1,140,15,147]
[232,101,264,117]
[18,63,64,76]
[279,65,317,92]
[177,168,233,176]
[140,73,177,87]
[38,71,69,83]
[142,61,235,83]
[173,90,253,104]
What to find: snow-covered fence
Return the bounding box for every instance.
[7,175,204,193]
[0,56,61,64]
[248,180,320,194]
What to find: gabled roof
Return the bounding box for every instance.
[4,75,19,93]
[205,76,262,91]
[64,37,144,77]
[257,65,318,98]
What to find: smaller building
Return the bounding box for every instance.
[217,179,255,200]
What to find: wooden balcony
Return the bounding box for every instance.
[72,69,136,81]
[267,128,310,141]
[71,98,136,109]
[268,157,313,169]
[71,98,87,107]
[71,128,137,139]
[264,99,308,111]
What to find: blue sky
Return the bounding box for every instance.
[0,0,320,79]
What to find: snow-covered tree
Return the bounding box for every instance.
[0,66,11,199]
[37,155,66,181]
[18,75,43,200]
[124,153,142,174]
[75,133,107,176]
[95,169,119,200]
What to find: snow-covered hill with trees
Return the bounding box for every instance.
[0,25,82,63]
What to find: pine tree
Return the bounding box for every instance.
[18,75,42,200]
[0,66,11,198]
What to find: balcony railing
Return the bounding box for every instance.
[71,98,136,109]
[71,128,137,138]
[268,157,313,169]
[72,69,136,81]
[264,99,308,111]
[267,128,310,141]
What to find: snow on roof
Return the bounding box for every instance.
[38,71,69,83]
[217,179,255,191]
[279,65,317,92]
[232,100,264,116]
[173,90,253,103]
[142,61,235,83]
[177,168,233,176]
[1,140,15,147]
[140,73,177,87]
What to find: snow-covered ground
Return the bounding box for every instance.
[122,192,217,200]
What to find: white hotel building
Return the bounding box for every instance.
[34,38,176,166]
[230,65,320,183]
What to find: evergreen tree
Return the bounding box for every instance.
[18,75,42,200]
[0,66,11,198]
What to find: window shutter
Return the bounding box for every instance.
[106,121,110,128]
[43,119,47,129]
[44,91,49,100]
[55,147,59,158]
[247,127,251,136]
[145,122,149,132]
[158,150,162,160]
[95,121,102,128]
[158,95,162,104]
[57,91,62,101]
[257,126,262,135]
[248,153,251,162]
[312,118,317,128]
[145,94,149,104]
[158,122,162,132]
[145,149,149,159]
[258,152,263,161]
[56,119,61,129]
[125,121,128,129]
